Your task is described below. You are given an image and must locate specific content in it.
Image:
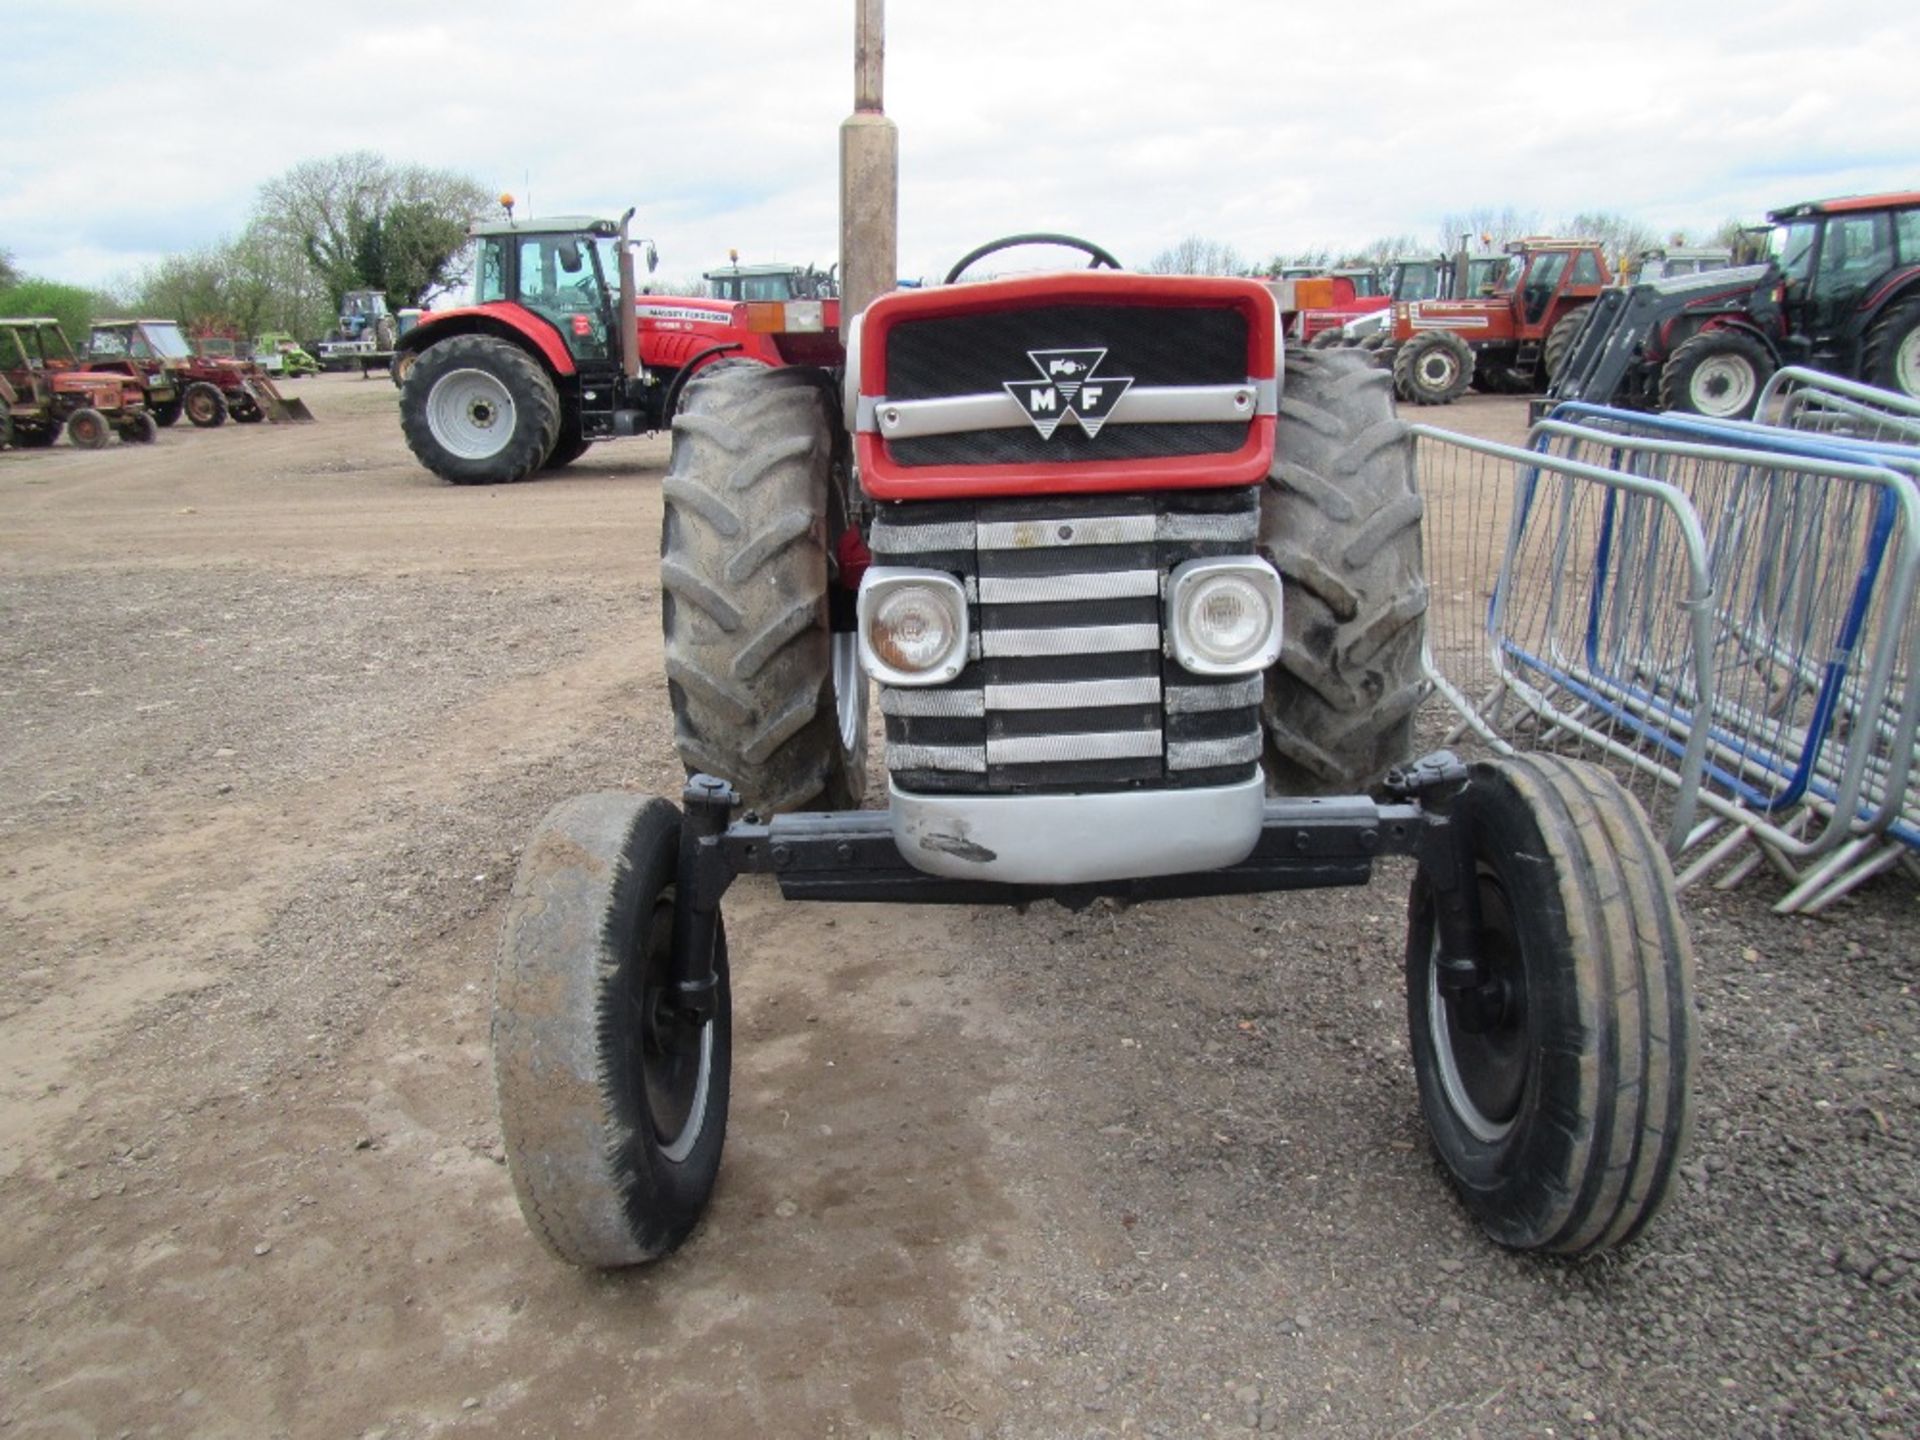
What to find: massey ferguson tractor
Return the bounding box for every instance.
[487,1,1696,1270]
[1386,238,1612,404]
[1543,190,1920,419]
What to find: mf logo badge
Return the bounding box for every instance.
[1004,348,1134,440]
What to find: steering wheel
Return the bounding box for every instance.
[945,233,1123,285]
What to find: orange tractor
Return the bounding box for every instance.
[1385,238,1612,404]
[0,319,154,448]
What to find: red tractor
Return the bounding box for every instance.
[485,7,1696,1273]
[1543,190,1920,418]
[1386,238,1612,404]
[0,318,154,448]
[395,212,844,484]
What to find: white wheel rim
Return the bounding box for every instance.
[658,1020,714,1163]
[1427,936,1516,1145]
[1895,327,1920,397]
[1689,354,1756,416]
[427,367,516,459]
[832,632,866,755]
[1417,349,1457,388]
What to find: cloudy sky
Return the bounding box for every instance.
[2,1,1914,291]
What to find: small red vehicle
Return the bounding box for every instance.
[1,318,154,448]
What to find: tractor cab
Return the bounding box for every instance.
[89,319,194,368]
[1769,194,1920,384]
[472,217,629,365]
[704,261,839,303]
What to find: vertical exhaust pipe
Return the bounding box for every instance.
[840,0,898,323]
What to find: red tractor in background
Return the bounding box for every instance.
[395,211,843,484]
[86,320,314,427]
[1542,190,1920,418]
[0,318,154,448]
[1386,238,1611,404]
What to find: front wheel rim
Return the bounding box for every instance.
[1427,875,1529,1144]
[1895,327,1920,397]
[1417,348,1458,389]
[427,368,517,460]
[1689,354,1756,416]
[632,886,713,1164]
[831,632,866,756]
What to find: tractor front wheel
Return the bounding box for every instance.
[400,335,561,485]
[662,362,868,816]
[119,411,159,444]
[1542,305,1591,384]
[65,407,112,449]
[183,382,228,427]
[1260,347,1429,794]
[1393,331,1474,405]
[1863,296,1920,400]
[1406,755,1695,1254]
[494,793,731,1267]
[1659,328,1773,418]
[151,399,182,427]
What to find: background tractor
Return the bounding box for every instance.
[1543,190,1920,418]
[395,213,844,484]
[1386,238,1611,404]
[1,318,154,448]
[487,0,1697,1274]
[89,320,313,427]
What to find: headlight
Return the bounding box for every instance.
[857,567,969,686]
[1166,558,1284,675]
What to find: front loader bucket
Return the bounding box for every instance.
[246,374,315,424]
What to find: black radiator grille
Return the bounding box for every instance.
[883,303,1253,468]
[870,489,1268,795]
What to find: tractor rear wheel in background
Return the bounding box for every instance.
[1542,305,1591,384]
[1260,346,1429,795]
[1393,331,1474,405]
[1406,754,1695,1254]
[231,398,264,423]
[662,362,868,817]
[1659,328,1773,418]
[183,382,228,427]
[65,407,111,449]
[494,793,732,1268]
[119,411,159,444]
[399,334,561,485]
[151,399,182,427]
[1863,296,1920,399]
[1306,328,1347,351]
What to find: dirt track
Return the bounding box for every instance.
[2,376,1914,1438]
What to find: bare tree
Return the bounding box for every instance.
[1147,237,1248,276]
[1437,206,1539,253]
[1559,210,1661,261]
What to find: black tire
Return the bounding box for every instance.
[662,363,868,815]
[1542,305,1590,384]
[400,334,561,485]
[151,399,182,427]
[542,422,593,470]
[231,398,264,423]
[1862,294,1920,400]
[1260,347,1430,794]
[183,382,228,428]
[1306,327,1347,351]
[494,793,732,1267]
[1393,331,1474,405]
[16,423,57,448]
[1407,755,1695,1255]
[65,407,111,450]
[1658,328,1773,419]
[120,411,159,444]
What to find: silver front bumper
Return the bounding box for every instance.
[890,774,1266,885]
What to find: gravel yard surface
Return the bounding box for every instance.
[1,377,1913,1438]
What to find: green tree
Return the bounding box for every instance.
[0,279,98,350]
[0,248,19,290]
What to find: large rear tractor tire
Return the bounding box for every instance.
[1659,328,1773,419]
[1260,347,1430,795]
[65,407,111,449]
[1862,295,1920,400]
[1406,755,1695,1254]
[183,382,228,427]
[1306,327,1347,351]
[662,362,868,817]
[399,334,561,485]
[1542,305,1591,384]
[1393,330,1474,405]
[494,793,731,1267]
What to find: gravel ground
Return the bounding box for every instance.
[0,378,1913,1438]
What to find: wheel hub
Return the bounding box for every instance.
[1690,354,1755,416]
[1428,874,1529,1144]
[426,367,517,460]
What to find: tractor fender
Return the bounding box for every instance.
[1862,265,1920,319]
[398,304,577,378]
[1657,312,1782,366]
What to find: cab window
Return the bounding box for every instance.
[92,329,130,358]
[1817,213,1893,298]
[477,238,508,304]
[1897,208,1920,266]
[1570,250,1602,285]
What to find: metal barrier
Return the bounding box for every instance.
[1761,365,1920,445]
[1419,399,1920,913]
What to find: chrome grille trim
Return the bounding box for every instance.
[987,730,1165,765]
[977,570,1160,604]
[1168,733,1264,770]
[986,677,1162,710]
[1160,511,1259,543]
[857,380,1275,439]
[885,741,987,773]
[879,688,987,718]
[1166,676,1264,713]
[979,515,1155,549]
[980,623,1161,657]
[869,519,976,554]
